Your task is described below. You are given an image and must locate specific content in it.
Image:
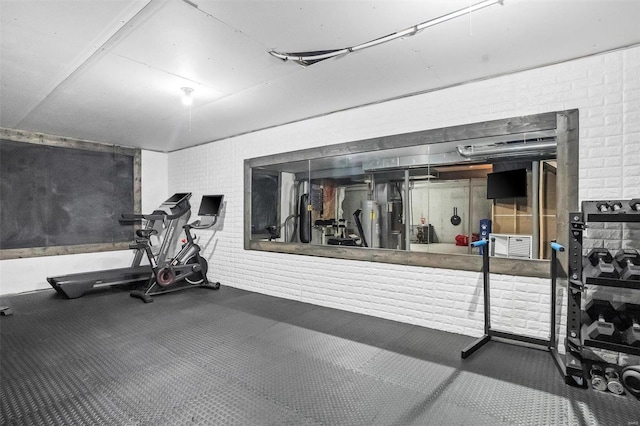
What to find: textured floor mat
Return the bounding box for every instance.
[1,286,638,425]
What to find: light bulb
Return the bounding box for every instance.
[181,87,193,106]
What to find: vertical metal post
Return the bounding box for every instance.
[565,211,587,387]
[549,240,569,381]
[550,247,558,347]
[461,238,491,358]
[467,181,473,255]
[404,169,411,251]
[482,239,491,334]
[549,241,565,348]
[532,161,540,259]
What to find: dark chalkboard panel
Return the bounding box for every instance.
[0,137,139,257]
[251,170,280,238]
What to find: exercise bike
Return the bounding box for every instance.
[130,195,224,303]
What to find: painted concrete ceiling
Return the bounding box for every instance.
[1,0,639,152]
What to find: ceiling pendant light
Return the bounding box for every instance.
[181,87,194,106]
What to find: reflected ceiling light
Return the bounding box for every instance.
[411,174,438,180]
[456,139,556,159]
[269,0,504,66]
[181,87,194,106]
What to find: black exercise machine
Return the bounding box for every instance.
[130,194,224,303]
[47,193,193,299]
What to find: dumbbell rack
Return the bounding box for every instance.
[565,199,640,388]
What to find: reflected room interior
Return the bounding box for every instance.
[250,133,557,261]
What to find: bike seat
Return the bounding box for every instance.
[136,229,158,238]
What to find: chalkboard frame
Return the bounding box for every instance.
[0,128,141,260]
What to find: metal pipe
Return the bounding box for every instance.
[467,181,473,255]
[456,139,556,158]
[532,162,540,259]
[404,169,411,251]
[269,0,504,64]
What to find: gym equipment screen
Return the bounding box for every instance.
[166,193,191,205]
[199,195,224,216]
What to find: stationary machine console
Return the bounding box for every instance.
[164,192,191,206]
[192,195,224,228]
[198,195,224,216]
[162,192,191,207]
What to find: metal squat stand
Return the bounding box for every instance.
[461,238,557,359]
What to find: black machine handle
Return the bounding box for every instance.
[180,216,220,247]
[187,216,218,230]
[353,209,368,248]
[135,229,158,239]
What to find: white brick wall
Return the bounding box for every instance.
[3,45,637,351]
[167,45,640,344]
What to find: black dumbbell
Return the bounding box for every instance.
[614,303,640,347]
[590,364,608,392]
[591,364,627,394]
[625,319,640,348]
[585,248,619,279]
[585,299,621,343]
[614,249,640,281]
[630,199,640,211]
[596,201,623,212]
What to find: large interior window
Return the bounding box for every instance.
[244,111,578,278]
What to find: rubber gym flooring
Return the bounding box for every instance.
[1,285,638,425]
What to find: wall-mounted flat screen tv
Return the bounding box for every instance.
[487,168,528,199]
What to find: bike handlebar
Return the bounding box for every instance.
[185,215,218,230]
[120,207,189,222]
